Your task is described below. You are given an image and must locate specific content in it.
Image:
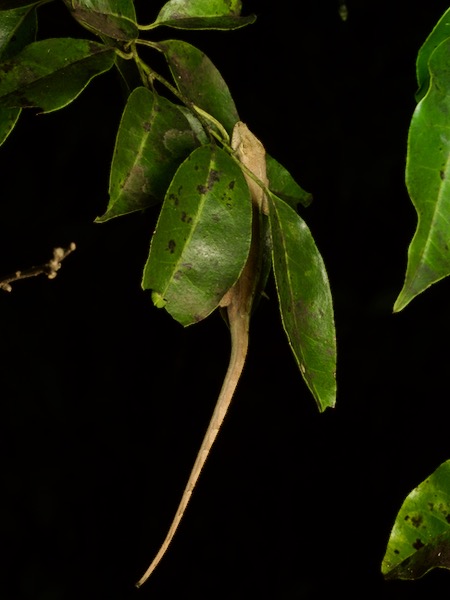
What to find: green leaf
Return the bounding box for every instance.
[394,37,450,312]
[0,3,37,61]
[0,3,37,144]
[142,144,252,327]
[382,460,450,580]
[97,87,203,222]
[0,38,116,113]
[160,39,239,134]
[158,0,242,18]
[0,106,19,146]
[63,0,138,41]
[154,0,255,30]
[416,7,450,101]
[268,193,336,411]
[266,154,312,209]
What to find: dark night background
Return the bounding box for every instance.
[2,0,450,598]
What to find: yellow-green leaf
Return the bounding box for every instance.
[383,460,450,580]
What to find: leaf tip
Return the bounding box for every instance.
[393,286,417,313]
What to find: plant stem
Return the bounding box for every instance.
[0,243,76,292]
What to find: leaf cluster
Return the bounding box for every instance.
[0,0,337,411]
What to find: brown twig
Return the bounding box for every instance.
[0,243,76,292]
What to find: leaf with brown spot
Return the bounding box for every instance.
[96,87,203,222]
[160,39,239,134]
[62,0,138,41]
[383,460,450,579]
[142,144,252,326]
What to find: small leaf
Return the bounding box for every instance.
[395,37,450,312]
[97,87,202,222]
[155,0,255,30]
[269,193,336,411]
[0,3,37,61]
[382,460,450,580]
[142,144,252,327]
[266,154,312,209]
[63,0,138,41]
[0,38,116,113]
[160,39,239,134]
[177,105,209,145]
[415,7,450,101]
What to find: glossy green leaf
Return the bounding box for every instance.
[0,3,36,60]
[0,38,115,113]
[142,144,252,327]
[266,154,312,209]
[395,37,450,312]
[415,7,450,101]
[269,192,336,411]
[382,460,450,580]
[154,0,255,30]
[160,39,239,134]
[97,87,202,222]
[63,0,138,41]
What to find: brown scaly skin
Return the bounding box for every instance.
[136,122,268,587]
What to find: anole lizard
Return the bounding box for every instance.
[136,121,269,587]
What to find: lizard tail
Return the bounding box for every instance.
[135,310,249,587]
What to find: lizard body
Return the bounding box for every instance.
[136,122,268,587]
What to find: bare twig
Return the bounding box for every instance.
[0,243,76,292]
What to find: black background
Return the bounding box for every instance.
[2,1,450,598]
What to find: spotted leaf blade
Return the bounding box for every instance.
[382,460,450,580]
[160,39,239,134]
[269,192,336,411]
[0,38,115,113]
[96,87,202,221]
[142,144,252,326]
[62,0,138,41]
